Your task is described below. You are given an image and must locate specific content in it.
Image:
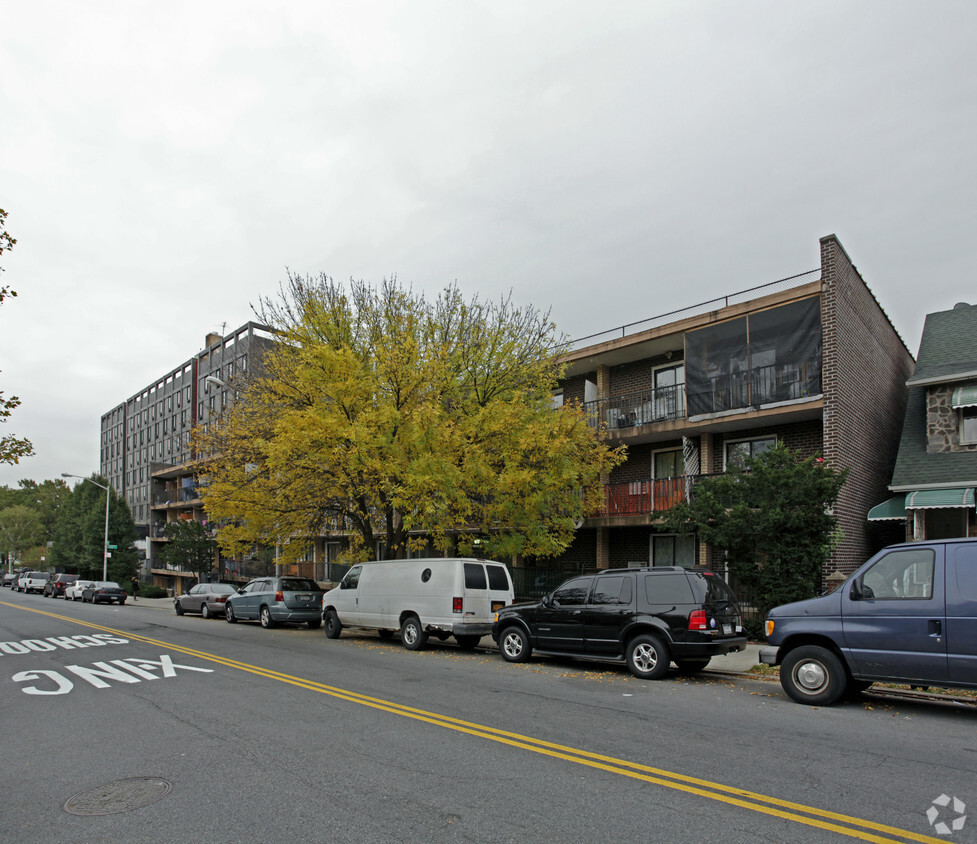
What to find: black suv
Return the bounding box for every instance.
[43,573,78,598]
[492,567,747,679]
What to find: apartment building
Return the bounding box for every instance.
[552,234,914,579]
[99,322,276,564]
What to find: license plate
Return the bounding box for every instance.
[297,594,312,601]
[491,601,505,612]
[722,624,732,635]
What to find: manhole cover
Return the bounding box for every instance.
[64,777,172,816]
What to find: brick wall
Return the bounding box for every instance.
[820,234,915,575]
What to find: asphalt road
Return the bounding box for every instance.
[1,589,975,844]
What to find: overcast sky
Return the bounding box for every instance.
[2,1,975,488]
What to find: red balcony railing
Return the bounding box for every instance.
[596,476,690,517]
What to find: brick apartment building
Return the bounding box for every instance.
[550,234,914,580]
[99,322,276,576]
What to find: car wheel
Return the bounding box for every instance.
[259,606,276,629]
[324,610,342,639]
[673,658,711,675]
[175,602,184,615]
[455,635,481,650]
[201,603,212,619]
[627,633,670,680]
[400,616,428,651]
[225,604,237,623]
[118,600,125,606]
[780,645,847,706]
[499,626,532,663]
[377,629,394,641]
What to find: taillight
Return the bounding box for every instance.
[275,591,284,602]
[216,595,227,603]
[688,609,708,631]
[452,597,463,613]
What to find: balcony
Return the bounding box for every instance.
[593,476,692,518]
[585,384,686,431]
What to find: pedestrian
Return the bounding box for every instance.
[131,575,140,602]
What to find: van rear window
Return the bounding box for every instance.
[464,563,487,589]
[486,565,509,591]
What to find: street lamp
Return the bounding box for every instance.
[62,473,110,581]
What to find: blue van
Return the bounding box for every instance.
[761,538,977,705]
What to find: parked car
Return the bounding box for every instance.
[175,583,237,618]
[761,538,977,705]
[19,571,52,595]
[43,573,78,598]
[65,579,97,601]
[492,566,747,679]
[2,572,17,587]
[322,557,514,650]
[81,581,127,605]
[225,576,323,628]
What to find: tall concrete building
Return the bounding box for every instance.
[99,322,275,558]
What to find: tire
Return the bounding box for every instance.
[307,619,321,629]
[175,602,185,616]
[674,658,711,675]
[626,634,670,680]
[455,635,481,650]
[400,616,428,651]
[225,603,237,623]
[324,610,342,639]
[498,626,532,663]
[377,629,394,641]
[201,603,212,619]
[780,645,848,706]
[259,606,276,629]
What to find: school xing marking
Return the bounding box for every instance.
[1,601,946,844]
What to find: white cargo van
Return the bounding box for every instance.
[321,557,514,650]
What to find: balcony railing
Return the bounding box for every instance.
[594,476,693,517]
[152,487,201,506]
[584,384,686,430]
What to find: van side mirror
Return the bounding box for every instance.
[850,580,862,600]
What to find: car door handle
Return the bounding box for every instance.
[928,619,942,637]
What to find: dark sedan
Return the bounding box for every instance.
[175,583,236,618]
[82,581,127,605]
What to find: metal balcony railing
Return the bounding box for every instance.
[584,384,686,430]
[593,476,694,517]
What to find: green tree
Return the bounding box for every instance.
[159,519,217,582]
[0,208,33,465]
[200,275,624,564]
[659,444,848,621]
[0,505,43,565]
[50,476,139,581]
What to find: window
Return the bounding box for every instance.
[464,563,487,589]
[592,575,632,605]
[652,363,685,420]
[644,573,695,604]
[487,565,510,591]
[861,548,934,600]
[552,577,591,606]
[651,534,696,567]
[725,436,776,469]
[961,407,977,445]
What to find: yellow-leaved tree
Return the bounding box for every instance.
[198,274,624,564]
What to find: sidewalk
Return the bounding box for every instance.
[129,596,763,673]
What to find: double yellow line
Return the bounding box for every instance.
[4,602,945,843]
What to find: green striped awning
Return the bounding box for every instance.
[952,384,977,408]
[905,488,975,509]
[867,495,907,521]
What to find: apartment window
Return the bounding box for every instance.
[652,363,685,421]
[651,534,696,567]
[725,435,777,469]
[961,407,977,445]
[185,386,192,402]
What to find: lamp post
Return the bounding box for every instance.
[62,473,110,581]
